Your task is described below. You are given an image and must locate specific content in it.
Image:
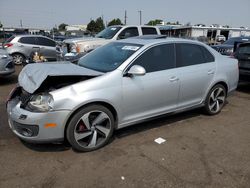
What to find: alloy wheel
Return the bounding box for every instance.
[13,54,24,65]
[208,87,226,113]
[73,110,112,149]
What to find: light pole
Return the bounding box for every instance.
[138,10,142,25]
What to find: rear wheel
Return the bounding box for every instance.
[204,84,226,115]
[12,54,25,65]
[66,105,115,152]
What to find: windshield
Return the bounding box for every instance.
[95,26,122,39]
[78,42,142,72]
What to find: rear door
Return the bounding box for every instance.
[36,37,56,61]
[18,36,39,58]
[175,43,216,108]
[121,43,179,124]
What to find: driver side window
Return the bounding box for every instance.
[118,27,139,39]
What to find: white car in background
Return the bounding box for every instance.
[62,25,161,63]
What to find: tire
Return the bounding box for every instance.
[12,53,25,65]
[66,105,115,152]
[204,84,226,115]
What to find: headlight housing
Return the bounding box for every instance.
[27,94,54,112]
[225,48,233,54]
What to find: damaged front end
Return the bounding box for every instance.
[6,62,103,142]
[7,75,97,112]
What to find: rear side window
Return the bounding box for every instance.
[19,37,37,45]
[142,27,157,35]
[200,46,215,62]
[132,44,175,73]
[37,37,56,47]
[5,36,15,43]
[176,43,213,67]
[238,44,250,54]
[118,27,139,39]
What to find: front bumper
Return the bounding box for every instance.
[7,98,71,143]
[0,58,15,76]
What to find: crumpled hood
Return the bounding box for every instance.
[18,61,103,93]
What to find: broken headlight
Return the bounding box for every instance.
[27,94,54,112]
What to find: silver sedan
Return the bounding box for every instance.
[7,38,239,152]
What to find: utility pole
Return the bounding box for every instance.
[138,10,142,25]
[124,10,127,25]
[20,19,23,28]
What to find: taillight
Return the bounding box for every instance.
[229,52,235,58]
[4,43,13,48]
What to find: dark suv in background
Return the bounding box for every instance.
[3,35,59,65]
[212,36,250,56]
[234,42,250,81]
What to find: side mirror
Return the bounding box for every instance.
[126,65,146,76]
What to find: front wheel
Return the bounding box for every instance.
[12,54,25,65]
[66,105,115,152]
[204,84,227,115]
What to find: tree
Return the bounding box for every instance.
[58,23,68,31]
[87,17,105,33]
[0,21,3,28]
[147,19,163,26]
[95,17,105,33]
[107,18,123,26]
[87,20,96,33]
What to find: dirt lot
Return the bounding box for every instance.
[1,66,250,188]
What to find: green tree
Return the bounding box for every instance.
[147,19,163,26]
[0,21,3,28]
[107,18,123,26]
[87,20,96,32]
[95,17,105,33]
[58,23,68,31]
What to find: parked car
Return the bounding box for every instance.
[62,25,161,63]
[234,42,250,81]
[0,49,14,76]
[3,35,59,65]
[212,36,250,56]
[7,38,238,152]
[216,35,226,42]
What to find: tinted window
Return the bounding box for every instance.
[118,27,139,39]
[200,46,215,62]
[37,37,56,47]
[132,44,175,73]
[176,43,210,67]
[96,26,122,39]
[142,27,157,35]
[19,37,37,45]
[78,42,142,72]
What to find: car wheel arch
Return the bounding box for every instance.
[205,81,229,101]
[63,101,119,140]
[11,52,26,58]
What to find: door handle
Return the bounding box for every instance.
[169,76,179,82]
[208,70,215,75]
[18,44,24,47]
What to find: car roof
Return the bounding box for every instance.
[14,35,51,39]
[108,25,158,28]
[116,37,204,46]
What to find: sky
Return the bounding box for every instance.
[0,0,249,29]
